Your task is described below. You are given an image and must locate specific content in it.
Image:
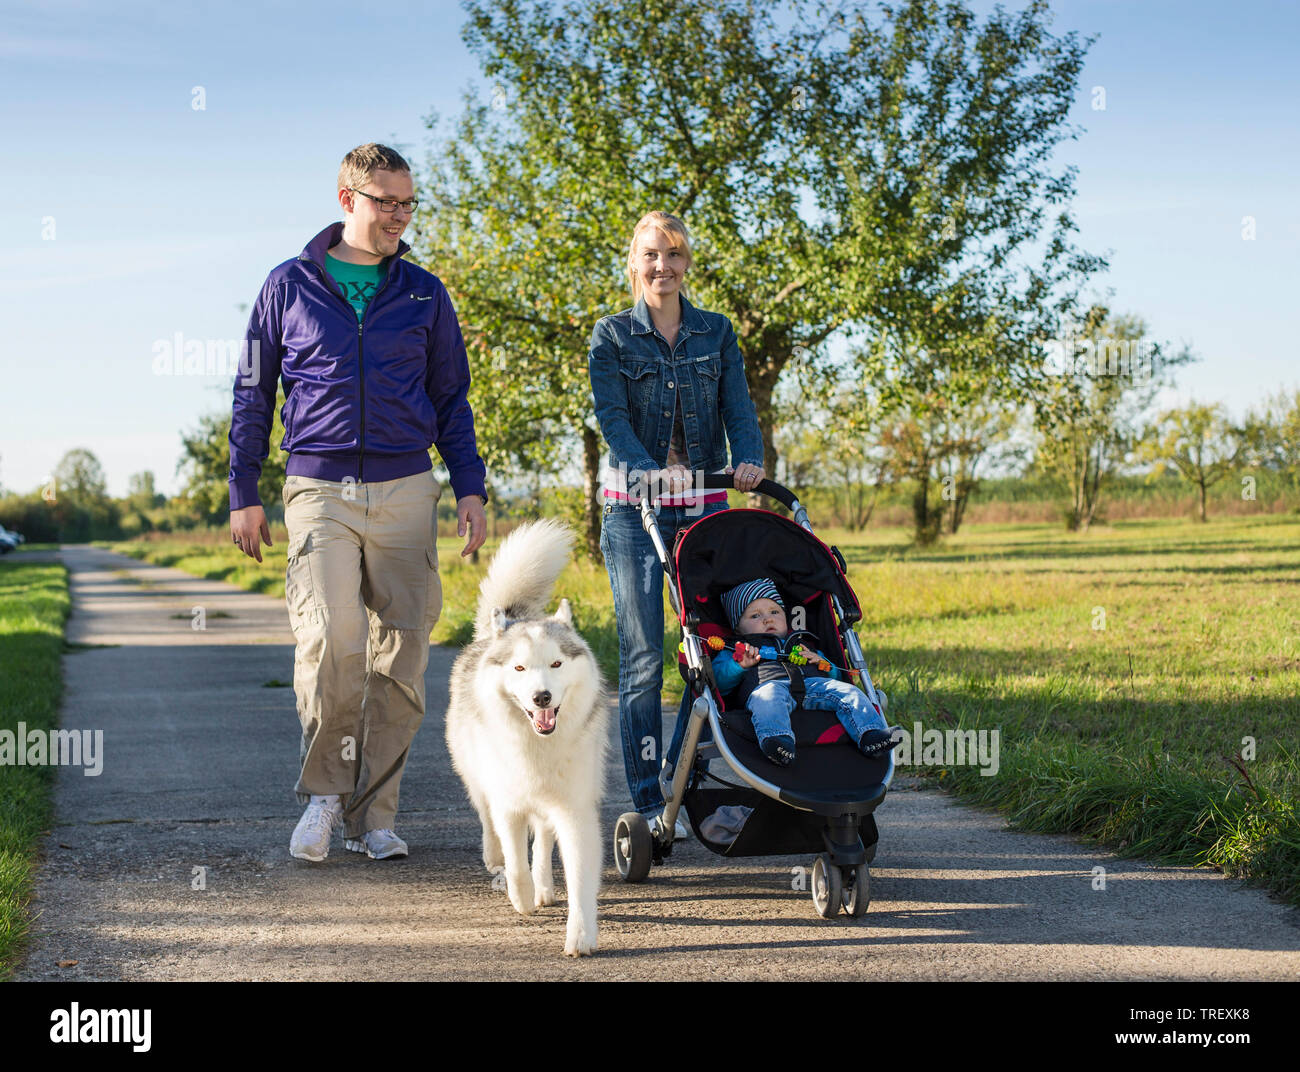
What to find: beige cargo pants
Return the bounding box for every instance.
[282,469,442,839]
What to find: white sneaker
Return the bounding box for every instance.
[344,828,409,859]
[290,795,342,861]
[674,819,692,840]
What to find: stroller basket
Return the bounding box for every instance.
[684,782,880,860]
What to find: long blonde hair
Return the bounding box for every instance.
[626,211,694,301]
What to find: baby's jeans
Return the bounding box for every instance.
[748,677,887,745]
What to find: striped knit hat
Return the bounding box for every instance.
[722,578,784,630]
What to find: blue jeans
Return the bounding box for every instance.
[748,677,888,748]
[600,498,727,817]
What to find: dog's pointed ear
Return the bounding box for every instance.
[554,598,573,626]
[490,608,511,636]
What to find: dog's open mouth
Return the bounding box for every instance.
[528,707,558,735]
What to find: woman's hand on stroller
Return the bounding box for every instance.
[649,464,693,496]
[726,463,766,492]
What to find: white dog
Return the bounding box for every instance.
[445,520,610,956]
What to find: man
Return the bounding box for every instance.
[229,143,488,862]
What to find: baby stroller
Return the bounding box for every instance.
[611,474,895,918]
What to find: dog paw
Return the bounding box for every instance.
[564,921,597,957]
[508,883,536,916]
[563,933,597,957]
[534,885,556,908]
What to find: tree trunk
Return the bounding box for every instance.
[950,487,969,534]
[912,474,940,545]
[1198,478,1208,522]
[856,484,878,530]
[582,426,602,560]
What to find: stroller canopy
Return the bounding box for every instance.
[674,508,861,632]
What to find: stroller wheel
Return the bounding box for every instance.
[842,864,870,917]
[613,812,653,883]
[811,854,842,918]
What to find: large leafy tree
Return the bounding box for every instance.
[418,0,1100,555]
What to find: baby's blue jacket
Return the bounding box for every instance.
[711,637,842,695]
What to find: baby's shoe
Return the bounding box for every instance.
[858,727,900,759]
[759,733,796,766]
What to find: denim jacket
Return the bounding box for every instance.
[588,295,764,484]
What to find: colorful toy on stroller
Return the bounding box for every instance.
[611,474,896,918]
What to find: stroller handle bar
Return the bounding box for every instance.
[698,472,801,511]
[639,472,812,533]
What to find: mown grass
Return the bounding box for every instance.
[835,514,1300,906]
[100,513,1300,904]
[0,556,70,979]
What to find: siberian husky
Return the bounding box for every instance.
[445,520,610,956]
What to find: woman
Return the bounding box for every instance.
[588,210,766,827]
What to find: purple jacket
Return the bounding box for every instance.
[228,222,487,511]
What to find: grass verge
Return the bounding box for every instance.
[0,555,70,979]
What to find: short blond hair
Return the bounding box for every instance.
[626,211,693,301]
[337,143,411,192]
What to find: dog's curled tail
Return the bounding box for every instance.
[473,519,576,641]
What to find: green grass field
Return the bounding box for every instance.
[99,513,1300,904]
[0,555,70,978]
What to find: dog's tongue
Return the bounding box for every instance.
[533,707,557,733]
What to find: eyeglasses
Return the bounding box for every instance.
[349,188,420,214]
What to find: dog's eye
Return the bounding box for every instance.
[551,660,562,668]
[513,665,525,672]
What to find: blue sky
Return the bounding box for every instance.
[2,0,1296,497]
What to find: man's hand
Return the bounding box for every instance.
[231,505,272,563]
[458,496,487,557]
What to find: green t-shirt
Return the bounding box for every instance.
[325,252,386,321]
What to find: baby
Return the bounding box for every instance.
[712,578,895,766]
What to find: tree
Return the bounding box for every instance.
[1243,387,1300,495]
[878,403,951,545]
[1139,403,1244,522]
[419,0,1100,556]
[868,360,1024,543]
[939,396,1025,534]
[50,448,118,541]
[126,471,165,512]
[775,380,886,531]
[53,448,108,503]
[1033,306,1191,530]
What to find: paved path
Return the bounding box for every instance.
[14,545,1300,980]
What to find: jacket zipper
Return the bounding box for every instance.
[357,260,400,484]
[303,254,399,485]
